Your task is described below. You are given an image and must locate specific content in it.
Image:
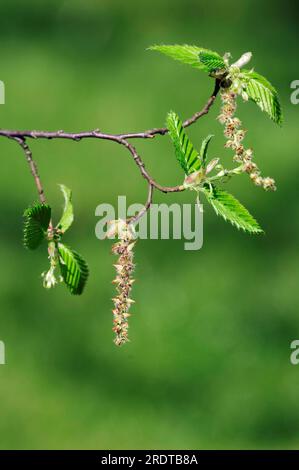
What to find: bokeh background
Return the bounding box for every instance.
[0,0,298,450]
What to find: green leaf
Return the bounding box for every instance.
[202,185,263,234]
[149,44,222,71]
[23,203,51,249]
[57,184,74,233]
[167,111,201,175]
[198,51,226,73]
[242,70,283,125]
[58,243,89,295]
[200,134,214,165]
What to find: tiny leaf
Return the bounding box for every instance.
[149,44,222,71]
[23,203,51,250]
[57,184,74,233]
[200,134,214,165]
[167,111,201,175]
[202,184,263,234]
[242,70,283,125]
[58,243,89,295]
[198,51,226,73]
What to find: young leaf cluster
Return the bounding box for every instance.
[23,185,88,295]
[150,44,282,124]
[167,111,263,234]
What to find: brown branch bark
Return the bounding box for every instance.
[127,183,154,224]
[13,137,46,204]
[1,81,220,201]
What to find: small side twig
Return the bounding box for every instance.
[118,138,184,194]
[13,137,46,204]
[128,183,154,224]
[119,79,221,139]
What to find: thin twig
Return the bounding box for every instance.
[0,81,220,143]
[13,137,46,204]
[118,138,184,193]
[120,79,221,139]
[128,183,154,224]
[1,81,219,200]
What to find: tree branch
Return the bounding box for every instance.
[13,137,46,204]
[0,81,219,200]
[120,78,221,139]
[128,183,154,224]
[0,80,220,143]
[118,138,184,193]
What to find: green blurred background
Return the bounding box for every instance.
[0,0,298,450]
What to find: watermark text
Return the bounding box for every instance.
[95,196,203,250]
[0,340,5,365]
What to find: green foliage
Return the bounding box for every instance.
[23,186,88,295]
[202,184,263,234]
[23,203,51,249]
[242,70,283,125]
[149,44,282,125]
[1,7,296,448]
[57,184,74,233]
[58,243,89,295]
[149,44,222,71]
[198,51,226,73]
[200,134,214,165]
[167,111,201,175]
